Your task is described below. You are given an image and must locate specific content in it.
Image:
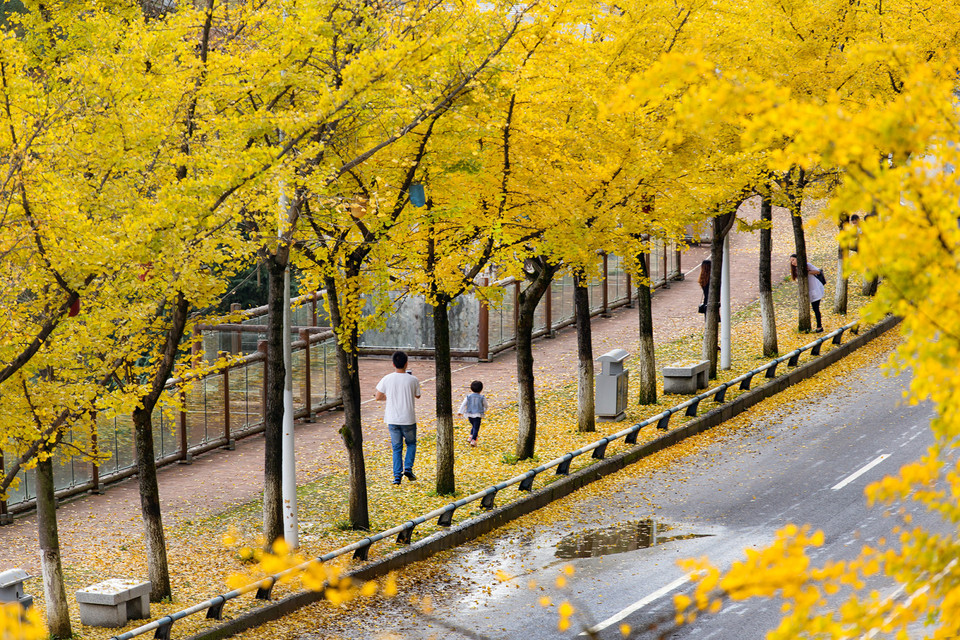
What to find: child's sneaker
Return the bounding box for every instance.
[470,439,477,447]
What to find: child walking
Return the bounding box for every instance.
[457,380,488,446]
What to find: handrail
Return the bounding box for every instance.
[109,320,858,640]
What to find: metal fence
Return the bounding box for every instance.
[483,248,681,358]
[0,246,679,517]
[199,246,682,363]
[0,331,341,517]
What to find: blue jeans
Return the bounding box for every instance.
[468,417,482,441]
[388,424,417,481]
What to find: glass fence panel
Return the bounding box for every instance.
[96,416,119,478]
[489,283,516,349]
[449,295,480,351]
[549,276,566,327]
[184,384,206,448]
[609,255,626,305]
[51,440,74,492]
[204,374,224,446]
[533,289,547,334]
[114,414,136,474]
[589,270,603,314]
[12,468,35,505]
[235,361,265,436]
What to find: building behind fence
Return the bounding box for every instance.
[0,245,680,518]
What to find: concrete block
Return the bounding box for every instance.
[662,360,709,394]
[76,579,150,628]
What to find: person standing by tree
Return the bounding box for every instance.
[790,254,825,332]
[375,351,421,485]
[698,259,711,318]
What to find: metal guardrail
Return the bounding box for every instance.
[109,320,858,640]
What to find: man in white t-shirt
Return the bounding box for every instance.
[374,351,421,485]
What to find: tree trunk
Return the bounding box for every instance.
[703,211,735,378]
[325,275,370,530]
[573,275,595,432]
[636,254,656,404]
[786,167,811,331]
[862,276,878,296]
[262,254,285,547]
[516,260,555,461]
[834,238,848,314]
[759,194,778,356]
[433,295,456,494]
[131,292,189,602]
[37,456,71,639]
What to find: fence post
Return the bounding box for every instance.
[602,253,610,317]
[0,449,9,525]
[258,340,268,425]
[230,303,241,354]
[179,388,192,464]
[300,329,313,423]
[223,367,235,450]
[191,328,203,366]
[661,241,669,288]
[478,277,490,361]
[545,280,553,337]
[513,280,520,336]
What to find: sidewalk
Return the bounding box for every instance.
[0,201,794,572]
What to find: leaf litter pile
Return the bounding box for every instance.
[7,204,901,639]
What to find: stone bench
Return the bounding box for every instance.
[76,579,150,628]
[0,568,33,609]
[662,360,710,395]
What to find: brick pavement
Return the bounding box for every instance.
[0,201,794,571]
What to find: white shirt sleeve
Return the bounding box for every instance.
[457,397,468,414]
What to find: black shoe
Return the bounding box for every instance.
[815,327,824,333]
[393,478,401,485]
[403,470,417,482]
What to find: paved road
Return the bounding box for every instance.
[301,341,944,640]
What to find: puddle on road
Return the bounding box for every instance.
[555,520,712,559]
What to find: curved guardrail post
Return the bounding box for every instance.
[713,383,729,403]
[255,577,275,600]
[206,597,226,620]
[396,522,416,545]
[154,618,173,640]
[765,361,778,378]
[739,373,755,391]
[519,471,539,491]
[556,454,574,475]
[625,424,643,444]
[481,489,497,510]
[788,351,801,367]
[352,539,372,561]
[811,339,824,356]
[685,397,701,417]
[656,413,670,431]
[591,439,609,460]
[832,327,847,345]
[438,507,456,527]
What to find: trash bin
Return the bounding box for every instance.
[596,349,629,421]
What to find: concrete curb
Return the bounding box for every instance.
[186,315,900,640]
